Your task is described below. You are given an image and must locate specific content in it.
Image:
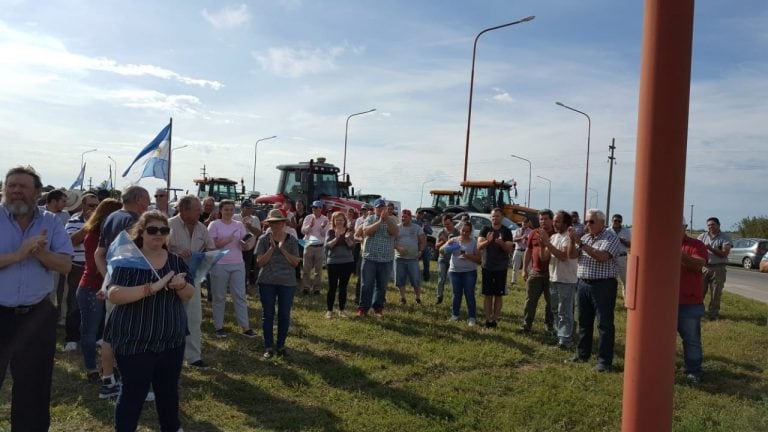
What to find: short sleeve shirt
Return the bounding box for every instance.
[697,231,732,265]
[549,232,578,283]
[207,219,246,265]
[680,236,708,304]
[99,209,139,249]
[479,225,513,271]
[576,229,620,279]
[362,215,397,262]
[527,229,553,274]
[395,223,422,260]
[255,233,300,286]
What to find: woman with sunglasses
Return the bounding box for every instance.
[255,209,301,358]
[104,211,194,432]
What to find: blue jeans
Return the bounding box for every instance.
[76,287,105,371]
[259,284,295,349]
[421,248,431,279]
[550,282,576,344]
[436,260,449,298]
[678,304,704,377]
[114,344,184,432]
[395,258,421,288]
[360,259,391,311]
[576,278,617,366]
[449,270,477,318]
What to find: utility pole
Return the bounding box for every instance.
[689,204,694,234]
[87,177,92,190]
[606,138,616,217]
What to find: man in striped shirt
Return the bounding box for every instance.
[568,209,620,372]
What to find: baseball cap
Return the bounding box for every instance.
[311,200,323,208]
[373,198,387,208]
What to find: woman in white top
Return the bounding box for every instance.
[207,200,257,339]
[442,223,482,326]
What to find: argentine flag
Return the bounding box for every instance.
[107,230,161,281]
[122,123,171,182]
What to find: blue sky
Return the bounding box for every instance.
[0,0,765,230]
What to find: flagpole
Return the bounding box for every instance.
[167,117,173,193]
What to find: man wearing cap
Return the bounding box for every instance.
[62,192,99,352]
[697,217,732,320]
[0,166,74,431]
[234,200,262,288]
[610,214,632,296]
[301,200,329,295]
[395,209,426,305]
[678,217,709,383]
[358,198,399,317]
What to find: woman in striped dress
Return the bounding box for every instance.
[104,211,194,432]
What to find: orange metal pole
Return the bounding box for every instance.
[621,1,695,431]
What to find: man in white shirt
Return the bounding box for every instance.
[610,214,632,296]
[301,200,329,295]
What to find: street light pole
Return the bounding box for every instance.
[79,148,97,191]
[419,179,438,208]
[107,156,117,191]
[556,101,591,217]
[462,16,535,182]
[588,187,599,208]
[537,175,551,208]
[343,108,376,179]
[510,154,532,207]
[252,136,277,192]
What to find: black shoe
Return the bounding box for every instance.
[546,325,556,334]
[302,289,310,295]
[87,371,101,383]
[557,343,572,350]
[415,298,422,305]
[566,356,589,364]
[313,289,321,295]
[436,296,443,305]
[276,348,287,357]
[189,359,210,370]
[594,363,613,373]
[242,329,257,338]
[518,325,531,333]
[491,321,498,328]
[400,297,407,305]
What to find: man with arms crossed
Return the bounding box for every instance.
[697,217,731,320]
[0,166,73,431]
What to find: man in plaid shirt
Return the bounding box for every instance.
[567,209,620,372]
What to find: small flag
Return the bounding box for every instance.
[187,250,229,286]
[107,231,161,281]
[122,123,171,182]
[70,163,86,190]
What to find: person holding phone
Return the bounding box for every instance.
[104,211,194,432]
[207,200,257,339]
[443,222,481,326]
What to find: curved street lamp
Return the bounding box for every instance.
[79,149,97,191]
[343,108,376,178]
[252,136,277,191]
[107,156,117,191]
[588,187,599,209]
[556,101,591,217]
[462,16,535,182]
[537,175,551,209]
[510,154,532,207]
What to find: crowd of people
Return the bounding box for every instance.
[0,165,732,431]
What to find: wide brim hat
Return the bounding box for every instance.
[64,190,84,212]
[264,208,288,222]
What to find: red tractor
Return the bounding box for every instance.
[255,157,366,214]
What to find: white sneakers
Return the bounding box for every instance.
[64,342,77,352]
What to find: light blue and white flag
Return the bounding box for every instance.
[187,250,229,286]
[107,230,161,281]
[122,123,171,182]
[70,163,86,190]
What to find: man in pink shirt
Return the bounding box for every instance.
[301,200,329,295]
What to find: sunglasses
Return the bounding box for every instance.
[585,220,597,225]
[85,203,98,209]
[154,195,167,198]
[145,226,171,235]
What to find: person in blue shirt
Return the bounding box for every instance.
[0,166,74,431]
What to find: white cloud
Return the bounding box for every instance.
[254,44,353,78]
[99,89,202,114]
[491,92,514,103]
[0,21,224,90]
[202,4,250,30]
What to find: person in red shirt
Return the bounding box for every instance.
[679,217,709,383]
[520,209,555,334]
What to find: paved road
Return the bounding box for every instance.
[724,266,768,304]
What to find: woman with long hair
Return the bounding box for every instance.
[207,199,257,338]
[104,211,194,432]
[324,211,355,318]
[76,198,122,381]
[255,209,301,358]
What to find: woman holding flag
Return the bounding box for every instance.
[104,210,193,432]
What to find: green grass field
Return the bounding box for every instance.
[2,273,767,432]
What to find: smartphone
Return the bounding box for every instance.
[243,233,254,242]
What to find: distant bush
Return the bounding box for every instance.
[735,216,768,239]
